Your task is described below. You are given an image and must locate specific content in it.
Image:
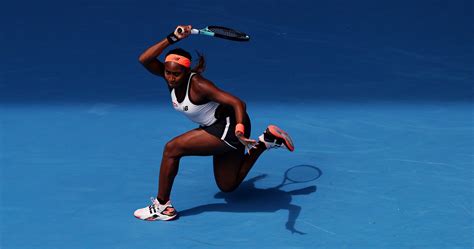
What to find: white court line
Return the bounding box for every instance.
[449,201,473,218]
[302,221,337,235]
[385,159,465,171]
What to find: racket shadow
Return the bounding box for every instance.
[178,165,322,235]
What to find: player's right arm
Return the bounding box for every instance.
[138,38,168,77]
[138,25,192,77]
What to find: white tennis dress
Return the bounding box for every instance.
[170,72,220,127]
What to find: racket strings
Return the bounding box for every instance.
[208,27,245,38]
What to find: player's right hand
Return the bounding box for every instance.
[174,25,192,40]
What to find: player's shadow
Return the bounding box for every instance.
[178,165,322,234]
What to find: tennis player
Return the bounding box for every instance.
[134,25,294,221]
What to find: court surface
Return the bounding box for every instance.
[1,102,473,248]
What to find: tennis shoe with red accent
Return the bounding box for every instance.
[134,197,177,221]
[259,125,295,151]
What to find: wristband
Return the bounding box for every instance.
[235,123,245,134]
[166,32,179,44]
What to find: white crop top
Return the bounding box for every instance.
[171,73,219,127]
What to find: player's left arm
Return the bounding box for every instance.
[195,76,256,146]
[195,76,246,125]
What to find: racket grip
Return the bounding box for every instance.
[177,28,198,35]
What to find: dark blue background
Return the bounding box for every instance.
[1,0,472,104]
[1,2,474,248]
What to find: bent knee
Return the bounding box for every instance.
[217,183,238,193]
[163,140,183,158]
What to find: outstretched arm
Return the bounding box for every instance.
[138,25,192,77]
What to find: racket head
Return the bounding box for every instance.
[206,26,250,41]
[283,164,322,183]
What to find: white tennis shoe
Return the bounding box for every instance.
[133,197,177,221]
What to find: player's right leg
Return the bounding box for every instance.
[213,124,294,192]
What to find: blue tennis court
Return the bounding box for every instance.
[1,0,473,248]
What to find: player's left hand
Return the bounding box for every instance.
[236,132,257,152]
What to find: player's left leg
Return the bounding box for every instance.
[134,128,232,221]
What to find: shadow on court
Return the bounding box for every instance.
[179,165,322,234]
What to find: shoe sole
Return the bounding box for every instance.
[267,125,295,151]
[134,214,178,221]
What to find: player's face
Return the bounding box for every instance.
[164,62,188,88]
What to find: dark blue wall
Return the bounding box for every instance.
[1,0,472,104]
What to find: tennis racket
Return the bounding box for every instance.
[178,26,250,42]
[276,165,322,189]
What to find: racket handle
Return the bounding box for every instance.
[177,28,198,35]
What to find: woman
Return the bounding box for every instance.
[133,25,294,221]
